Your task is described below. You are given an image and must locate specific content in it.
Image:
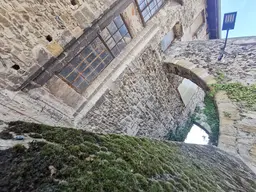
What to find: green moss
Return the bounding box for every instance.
[210,83,256,108]
[29,133,43,139]
[203,95,219,145]
[0,130,13,140]
[0,121,255,192]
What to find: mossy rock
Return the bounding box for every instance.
[0,121,255,192]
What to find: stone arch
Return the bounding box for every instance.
[163,59,242,158]
[163,59,217,92]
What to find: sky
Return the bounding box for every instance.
[184,125,209,145]
[221,0,256,38]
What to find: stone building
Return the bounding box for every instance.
[1,0,256,173]
[0,0,209,131]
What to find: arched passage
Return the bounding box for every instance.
[163,58,217,92]
[163,58,240,152]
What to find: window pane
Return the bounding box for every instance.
[137,0,164,23]
[81,46,92,57]
[104,55,113,64]
[144,13,151,22]
[60,64,73,77]
[111,46,120,57]
[100,15,132,58]
[139,2,147,10]
[119,25,128,36]
[96,63,105,73]
[73,76,84,87]
[59,37,113,92]
[149,1,156,9]
[77,62,87,72]
[82,67,92,77]
[106,37,116,49]
[137,0,144,5]
[142,8,150,18]
[66,71,78,83]
[151,6,157,15]
[117,39,126,51]
[100,28,111,41]
[87,72,97,82]
[107,21,118,34]
[91,58,101,68]
[78,81,89,91]
[114,16,124,28]
[70,56,82,66]
[113,31,122,43]
[100,51,109,60]
[86,52,97,63]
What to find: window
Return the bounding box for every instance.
[136,0,164,22]
[59,37,113,92]
[100,15,132,57]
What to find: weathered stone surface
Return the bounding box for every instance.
[165,37,256,173]
[121,2,143,38]
[0,121,256,192]
[0,0,121,88]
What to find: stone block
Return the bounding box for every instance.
[176,60,196,70]
[218,102,240,120]
[215,91,230,104]
[73,10,90,29]
[237,119,256,133]
[32,45,52,66]
[57,30,74,48]
[218,135,236,147]
[203,75,217,86]
[46,41,64,57]
[191,67,208,78]
[121,2,143,38]
[220,124,237,136]
[33,70,53,86]
[249,145,256,163]
[45,76,84,109]
[80,4,95,22]
[71,26,84,39]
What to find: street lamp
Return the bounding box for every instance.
[218,12,237,61]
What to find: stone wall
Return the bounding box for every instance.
[76,47,204,138]
[165,37,256,172]
[0,0,207,90]
[0,0,207,138]
[0,0,120,89]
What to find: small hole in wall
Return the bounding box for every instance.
[11,64,20,70]
[46,35,53,42]
[71,0,78,6]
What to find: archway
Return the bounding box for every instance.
[163,58,219,145]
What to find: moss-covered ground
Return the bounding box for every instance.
[1,121,256,192]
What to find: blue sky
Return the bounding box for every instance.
[221,0,256,38]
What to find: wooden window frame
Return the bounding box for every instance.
[58,37,114,93]
[135,0,166,25]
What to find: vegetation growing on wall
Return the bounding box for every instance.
[166,115,194,142]
[211,83,256,109]
[1,121,256,192]
[203,95,219,146]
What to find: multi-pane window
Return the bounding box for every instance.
[100,15,132,57]
[137,0,164,22]
[59,37,113,92]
